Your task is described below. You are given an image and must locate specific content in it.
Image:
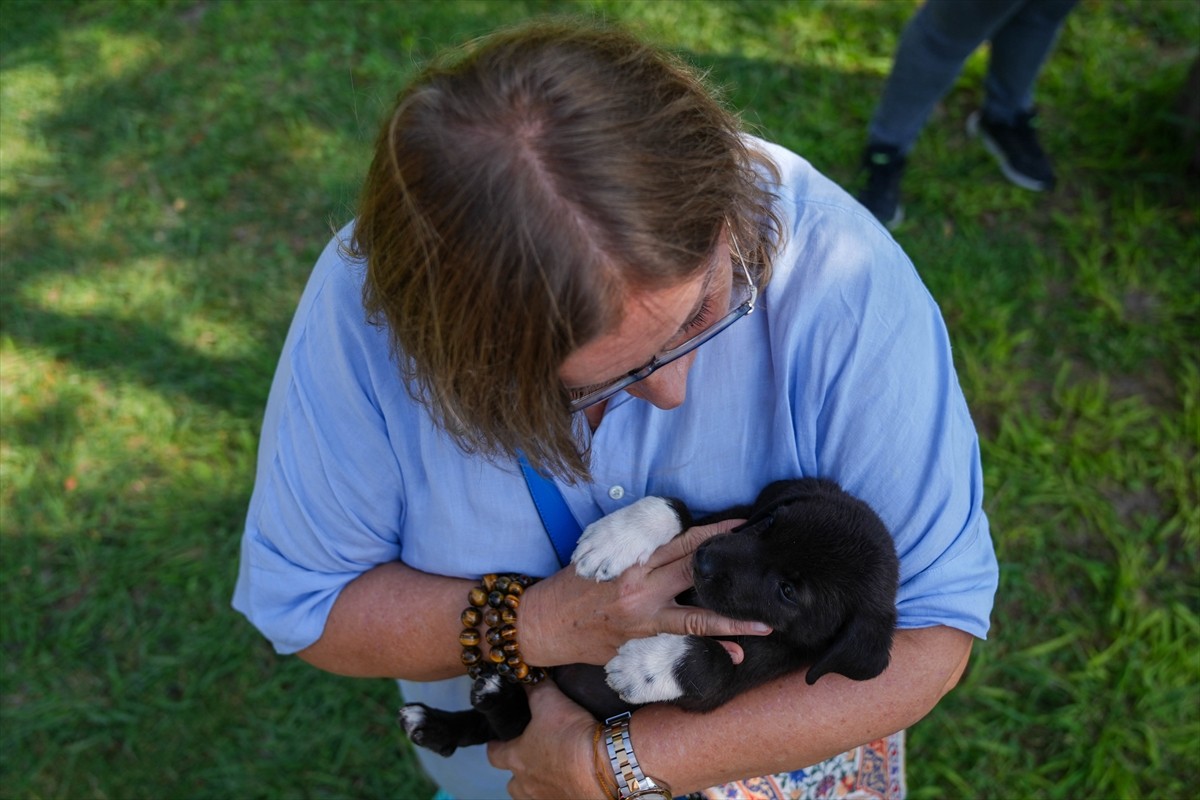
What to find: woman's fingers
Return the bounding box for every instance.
[643,517,745,570]
[661,600,771,639]
[639,518,773,641]
[487,681,596,799]
[521,517,770,667]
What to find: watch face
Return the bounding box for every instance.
[626,788,672,800]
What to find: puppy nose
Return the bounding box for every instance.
[693,540,718,581]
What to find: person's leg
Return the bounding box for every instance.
[981,0,1080,123]
[967,0,1079,190]
[860,0,1029,227]
[868,0,1029,153]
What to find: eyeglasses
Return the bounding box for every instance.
[567,230,758,413]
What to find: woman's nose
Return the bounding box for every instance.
[625,352,696,410]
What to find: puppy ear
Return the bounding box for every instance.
[751,478,843,519]
[804,610,895,685]
[752,479,816,512]
[730,511,774,535]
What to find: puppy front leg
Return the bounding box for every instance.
[572,497,689,581]
[398,674,531,757]
[604,633,737,712]
[398,704,495,757]
[469,671,531,741]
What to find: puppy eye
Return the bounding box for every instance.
[778,582,798,605]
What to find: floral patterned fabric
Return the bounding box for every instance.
[692,731,905,800]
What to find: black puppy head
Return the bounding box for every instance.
[691,478,899,684]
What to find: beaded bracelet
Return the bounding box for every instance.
[459,573,547,685]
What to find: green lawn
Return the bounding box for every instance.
[2,1,1197,798]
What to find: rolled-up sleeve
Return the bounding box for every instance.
[812,230,998,638]
[233,237,406,654]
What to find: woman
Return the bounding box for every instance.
[233,19,997,800]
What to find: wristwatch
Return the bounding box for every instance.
[603,712,673,800]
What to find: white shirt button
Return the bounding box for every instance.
[608,485,625,500]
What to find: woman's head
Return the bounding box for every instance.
[353,18,779,481]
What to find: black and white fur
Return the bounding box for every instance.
[400,478,899,757]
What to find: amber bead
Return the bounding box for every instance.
[496,662,513,677]
[511,662,531,681]
[495,575,511,592]
[488,647,506,664]
[487,590,505,608]
[499,624,518,641]
[461,607,481,627]
[500,608,517,625]
[467,663,485,679]
[507,582,523,597]
[458,628,481,647]
[482,574,498,591]
[468,587,487,607]
[485,628,504,647]
[482,607,502,628]
[501,641,520,655]
[460,646,482,666]
[504,594,520,610]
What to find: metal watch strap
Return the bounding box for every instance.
[603,712,672,800]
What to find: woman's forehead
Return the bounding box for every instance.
[559,239,734,390]
[558,267,711,389]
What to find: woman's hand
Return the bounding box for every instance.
[518,516,771,667]
[487,681,600,799]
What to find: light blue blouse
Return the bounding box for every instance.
[233,139,998,798]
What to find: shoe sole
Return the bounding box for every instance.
[966,111,1051,192]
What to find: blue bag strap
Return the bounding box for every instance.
[517,452,583,567]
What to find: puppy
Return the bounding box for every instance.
[399,478,899,757]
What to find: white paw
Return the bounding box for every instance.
[604,634,687,704]
[571,497,683,581]
[397,704,425,736]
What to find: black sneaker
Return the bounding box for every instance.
[859,143,902,227]
[856,144,907,228]
[967,109,1056,191]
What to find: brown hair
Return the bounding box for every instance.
[351,18,780,481]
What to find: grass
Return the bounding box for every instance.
[1,0,1196,798]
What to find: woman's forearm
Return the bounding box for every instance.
[632,626,974,794]
[297,561,473,680]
